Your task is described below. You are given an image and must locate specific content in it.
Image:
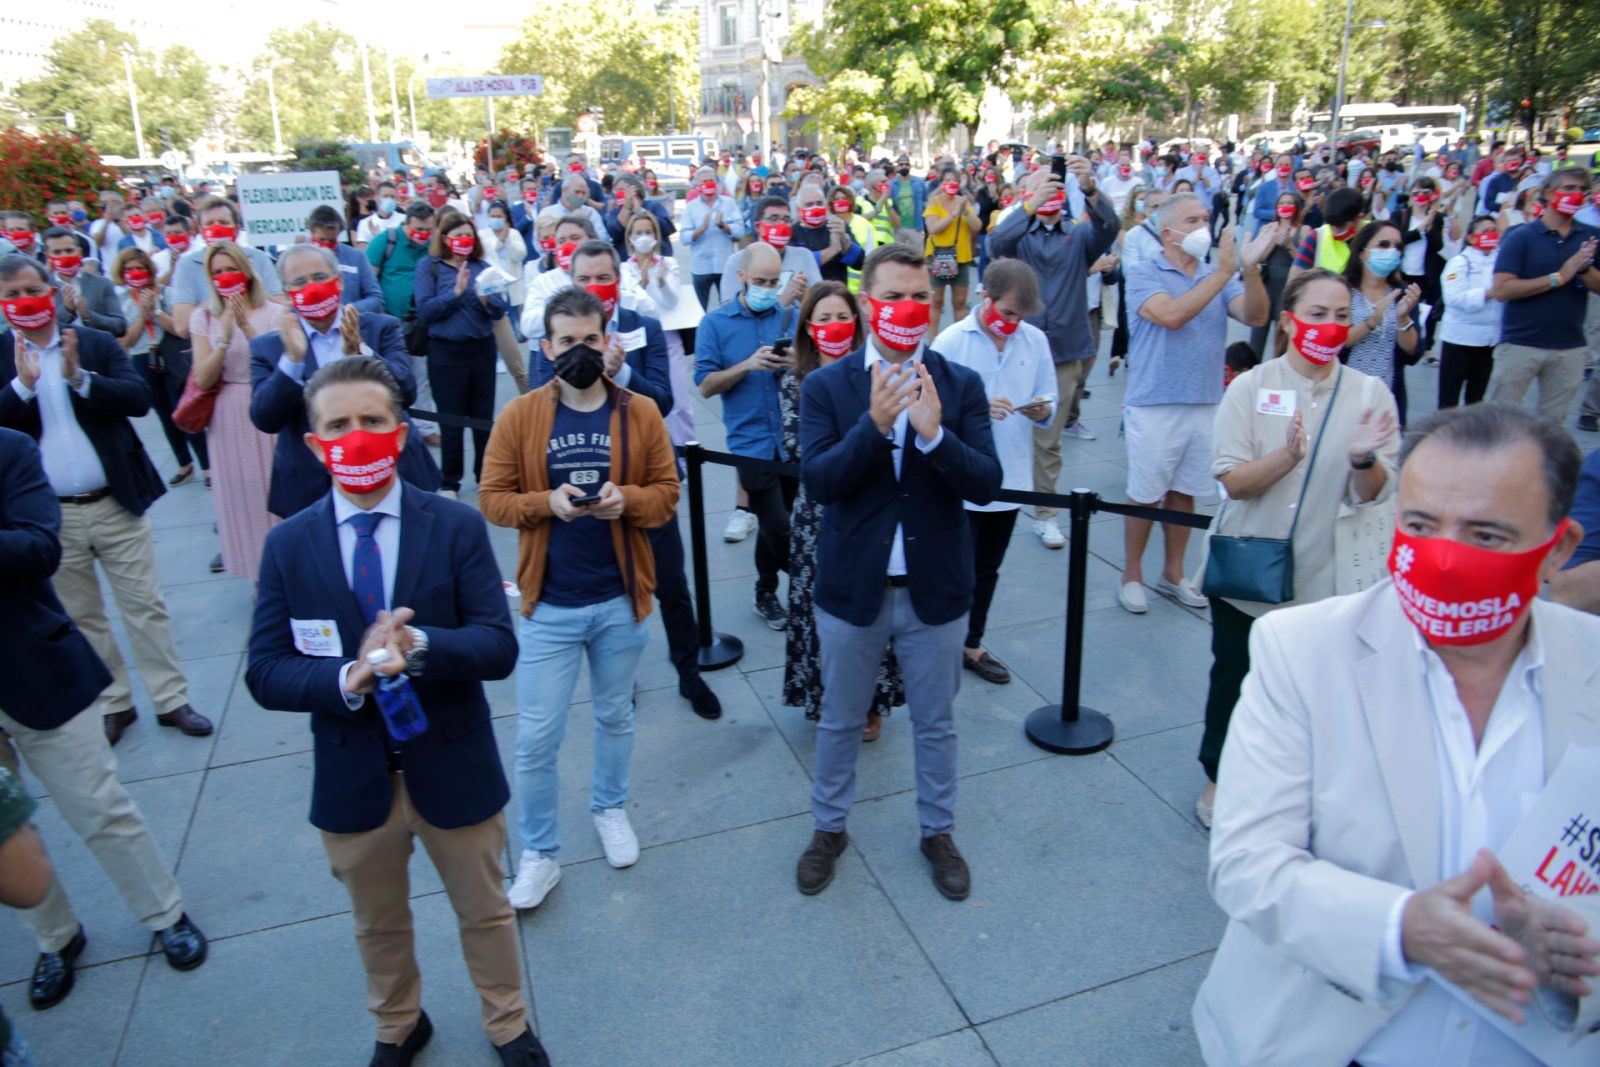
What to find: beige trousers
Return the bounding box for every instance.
[321,775,528,1047]
[1486,343,1586,425]
[54,495,188,715]
[0,706,184,950]
[1032,359,1092,521]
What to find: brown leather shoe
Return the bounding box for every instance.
[156,705,214,737]
[963,650,1012,685]
[920,833,971,901]
[863,713,882,743]
[103,709,137,746]
[796,829,848,896]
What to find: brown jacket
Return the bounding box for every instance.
[479,378,680,620]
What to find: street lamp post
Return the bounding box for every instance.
[122,50,147,158]
[266,64,284,155]
[359,41,380,142]
[1332,0,1386,153]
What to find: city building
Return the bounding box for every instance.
[695,0,820,154]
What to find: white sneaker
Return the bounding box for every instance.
[508,850,560,909]
[1155,575,1209,609]
[496,358,508,374]
[1118,581,1149,614]
[1063,421,1097,441]
[1033,519,1065,549]
[722,509,758,542]
[437,489,458,500]
[593,808,639,868]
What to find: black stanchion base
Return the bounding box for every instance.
[1024,705,1115,755]
[697,633,745,672]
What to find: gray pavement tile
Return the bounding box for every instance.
[846,757,1224,1024]
[98,652,240,786]
[521,815,967,1067]
[0,956,143,1067]
[1109,724,1212,835]
[842,1028,997,1066]
[161,574,258,660]
[981,603,1210,744]
[148,514,229,589]
[699,573,791,675]
[980,952,1214,1067]
[117,894,512,1067]
[209,655,315,768]
[0,771,203,983]
[981,536,1132,625]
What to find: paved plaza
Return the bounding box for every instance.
[3,318,1596,1067]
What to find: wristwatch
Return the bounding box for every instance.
[1351,451,1377,470]
[402,625,429,675]
[1549,272,1564,289]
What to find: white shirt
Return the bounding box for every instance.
[1401,211,1431,277]
[355,212,402,246]
[276,317,372,382]
[1439,248,1502,347]
[1359,626,1547,1067]
[862,342,943,576]
[933,313,1053,513]
[333,480,404,704]
[9,330,108,496]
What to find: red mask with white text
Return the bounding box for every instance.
[291,278,341,321]
[866,297,930,353]
[405,227,429,246]
[569,163,585,174]
[807,320,857,359]
[749,181,764,194]
[1549,190,1586,217]
[1035,192,1065,217]
[200,223,237,243]
[1332,221,1359,242]
[585,280,619,317]
[539,236,557,253]
[123,268,152,289]
[1468,231,1500,253]
[1276,204,1297,220]
[165,233,191,254]
[6,230,35,252]
[982,299,1020,336]
[1528,202,1545,220]
[426,188,448,208]
[700,181,718,201]
[47,214,71,228]
[312,237,337,249]
[318,427,401,494]
[0,294,55,332]
[447,234,476,257]
[800,205,828,227]
[1388,521,1570,646]
[1288,314,1348,365]
[942,181,960,196]
[556,242,577,272]
[1276,165,1291,178]
[758,222,791,249]
[1295,177,1315,192]
[212,271,248,298]
[831,198,852,215]
[47,254,82,279]
[127,215,147,232]
[1118,165,1132,178]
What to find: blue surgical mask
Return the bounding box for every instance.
[378,197,397,214]
[488,217,506,231]
[70,208,88,222]
[744,282,780,312]
[1367,248,1402,276]
[1154,166,1167,177]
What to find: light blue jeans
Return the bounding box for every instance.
[514,596,649,857]
[4,1026,37,1067]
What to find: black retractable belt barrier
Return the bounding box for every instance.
[683,444,745,670]
[407,408,497,432]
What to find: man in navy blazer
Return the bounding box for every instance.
[307,204,386,315]
[795,243,1001,903]
[245,356,548,1067]
[0,425,207,1010]
[250,244,441,520]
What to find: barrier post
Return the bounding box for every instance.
[684,443,744,671]
[1025,488,1115,755]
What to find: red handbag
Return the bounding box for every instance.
[172,371,220,434]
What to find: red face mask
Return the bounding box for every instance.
[866,297,931,353]
[1117,165,1132,178]
[1446,169,1461,181]
[312,237,337,250]
[6,230,35,252]
[982,298,1020,337]
[807,320,857,359]
[446,234,476,257]
[1468,230,1500,253]
[758,222,792,249]
[127,215,147,231]
[875,183,891,196]
[749,181,764,194]
[539,236,557,252]
[1276,203,1297,219]
[942,181,960,196]
[1360,175,1375,189]
[318,427,402,494]
[484,187,499,200]
[556,242,578,272]
[200,223,237,243]
[405,227,429,246]
[1388,520,1570,646]
[0,294,55,332]
[426,188,449,208]
[700,181,718,200]
[647,179,659,191]
[123,268,153,289]
[1504,160,1522,173]
[1276,165,1291,178]
[47,214,71,227]
[800,205,828,227]
[568,163,585,174]
[1194,156,1208,166]
[1411,193,1435,206]
[47,253,83,278]
[1528,202,1545,220]
[1288,314,1349,365]
[291,277,341,320]
[1549,190,1586,217]
[212,271,248,298]
[1035,192,1066,217]
[1295,177,1315,192]
[1331,221,1359,242]
[585,280,619,317]
[165,232,192,254]
[831,198,852,215]
[523,190,541,206]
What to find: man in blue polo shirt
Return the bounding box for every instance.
[694,243,802,628]
[1487,166,1600,426]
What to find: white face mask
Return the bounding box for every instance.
[1177,225,1212,258]
[630,234,657,254]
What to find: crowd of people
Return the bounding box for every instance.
[0,133,1598,1067]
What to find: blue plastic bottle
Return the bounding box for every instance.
[366,649,429,741]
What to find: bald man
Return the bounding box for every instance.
[694,241,808,628]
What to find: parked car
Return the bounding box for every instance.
[1414,126,1462,154]
[1337,129,1383,159]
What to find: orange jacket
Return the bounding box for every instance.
[478,379,679,621]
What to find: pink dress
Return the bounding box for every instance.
[194,305,281,581]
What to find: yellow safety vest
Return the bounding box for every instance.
[1314,224,1351,274]
[846,214,878,293]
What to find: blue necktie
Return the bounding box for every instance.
[348,512,385,626]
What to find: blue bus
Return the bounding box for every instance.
[599,135,721,189]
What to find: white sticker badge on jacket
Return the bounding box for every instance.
[1256,389,1296,417]
[290,619,343,657]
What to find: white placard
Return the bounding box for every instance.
[425,75,544,100]
[236,171,342,243]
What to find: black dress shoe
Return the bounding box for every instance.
[679,674,722,720]
[103,709,137,746]
[156,913,207,971]
[495,1026,552,1067]
[29,926,86,1010]
[963,650,1012,685]
[920,833,971,901]
[369,1010,433,1067]
[156,704,214,737]
[796,829,847,896]
[209,552,224,574]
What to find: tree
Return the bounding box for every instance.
[292,140,363,188]
[4,21,216,157]
[1014,7,1186,143]
[0,128,118,218]
[784,72,895,157]
[1442,0,1600,138]
[235,24,369,149]
[496,8,699,135]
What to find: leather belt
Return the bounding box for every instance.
[885,575,909,588]
[58,487,112,506]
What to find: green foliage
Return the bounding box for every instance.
[784,72,895,156]
[4,20,216,157]
[1441,0,1600,134]
[292,140,364,188]
[497,8,699,135]
[0,128,118,218]
[1015,6,1186,135]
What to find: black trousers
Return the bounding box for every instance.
[1438,341,1494,409]
[1199,597,1256,782]
[427,336,497,491]
[966,508,1019,649]
[692,273,721,315]
[137,336,209,470]
[740,467,797,595]
[645,517,700,681]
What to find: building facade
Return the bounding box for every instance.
[695,0,821,154]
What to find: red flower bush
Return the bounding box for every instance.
[0,128,119,218]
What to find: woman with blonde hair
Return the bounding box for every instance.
[112,246,209,487]
[188,240,280,581]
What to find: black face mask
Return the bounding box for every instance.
[897,167,910,176]
[1384,162,1399,172]
[553,342,605,389]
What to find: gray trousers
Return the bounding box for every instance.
[812,587,965,836]
[1580,294,1600,420]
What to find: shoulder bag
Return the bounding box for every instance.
[378,230,431,357]
[1201,367,1343,605]
[172,370,220,433]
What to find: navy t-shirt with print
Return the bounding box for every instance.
[541,400,624,607]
